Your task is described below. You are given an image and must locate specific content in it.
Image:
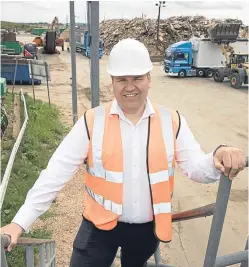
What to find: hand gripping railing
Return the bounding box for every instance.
[1,235,56,267]
[2,158,248,267]
[113,156,249,267]
[203,156,248,267]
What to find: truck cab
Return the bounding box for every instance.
[164,41,193,77]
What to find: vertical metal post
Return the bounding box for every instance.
[46,243,51,263]
[203,174,232,267]
[240,238,248,267]
[154,246,163,264]
[39,244,45,267]
[69,1,78,124]
[90,0,100,108]
[50,243,53,265]
[156,2,161,41]
[26,246,35,267]
[44,62,51,106]
[87,1,91,41]
[52,242,56,267]
[1,236,8,267]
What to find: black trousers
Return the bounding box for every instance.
[69,217,159,267]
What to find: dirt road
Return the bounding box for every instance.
[15,34,248,267]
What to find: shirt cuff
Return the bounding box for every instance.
[12,205,42,233]
[207,151,222,180]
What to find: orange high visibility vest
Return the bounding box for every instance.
[82,102,177,242]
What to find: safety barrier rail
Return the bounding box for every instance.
[1,235,56,267]
[0,89,56,267]
[113,158,249,267]
[0,89,28,210]
[1,151,248,267]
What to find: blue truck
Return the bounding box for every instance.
[76,30,104,59]
[163,37,227,78]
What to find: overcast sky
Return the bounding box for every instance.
[1,0,249,25]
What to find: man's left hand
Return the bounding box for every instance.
[213,146,246,180]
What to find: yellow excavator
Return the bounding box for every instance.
[209,23,248,89]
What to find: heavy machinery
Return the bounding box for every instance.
[164,23,248,79]
[32,36,44,47]
[43,30,57,54]
[209,23,248,89]
[35,16,65,54]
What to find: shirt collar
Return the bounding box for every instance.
[109,97,156,119]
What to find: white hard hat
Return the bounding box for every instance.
[107,38,153,76]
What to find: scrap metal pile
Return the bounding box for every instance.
[100,16,248,55]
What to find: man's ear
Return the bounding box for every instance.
[147,73,152,88]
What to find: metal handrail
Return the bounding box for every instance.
[1,150,247,267]
[113,157,249,267]
[1,235,56,267]
[0,89,29,210]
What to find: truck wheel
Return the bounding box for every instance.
[197,69,205,77]
[230,73,242,89]
[214,69,224,82]
[178,70,186,78]
[205,69,213,78]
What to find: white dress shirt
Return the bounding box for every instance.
[12,98,221,231]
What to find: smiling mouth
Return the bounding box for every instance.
[124,93,139,97]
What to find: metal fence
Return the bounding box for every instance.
[0,89,56,267]
[1,235,56,267]
[0,89,28,210]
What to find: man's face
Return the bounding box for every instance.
[112,74,151,113]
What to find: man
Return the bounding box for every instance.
[1,39,247,267]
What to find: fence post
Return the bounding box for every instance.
[26,246,35,267]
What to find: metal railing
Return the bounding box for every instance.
[1,89,56,267]
[112,157,249,267]
[1,235,56,267]
[1,138,248,267]
[0,89,29,210]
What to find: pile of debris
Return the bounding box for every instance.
[59,28,70,40]
[100,16,248,55]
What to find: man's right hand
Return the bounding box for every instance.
[0,223,23,252]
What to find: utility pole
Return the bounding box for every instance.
[69,1,78,124]
[88,1,100,108]
[155,1,166,41]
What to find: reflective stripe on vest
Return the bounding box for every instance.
[85,186,123,215]
[153,202,171,215]
[87,165,123,183]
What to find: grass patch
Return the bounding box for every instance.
[40,205,59,221]
[1,92,69,267]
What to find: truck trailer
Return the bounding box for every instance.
[164,37,248,78]
[75,30,104,59]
